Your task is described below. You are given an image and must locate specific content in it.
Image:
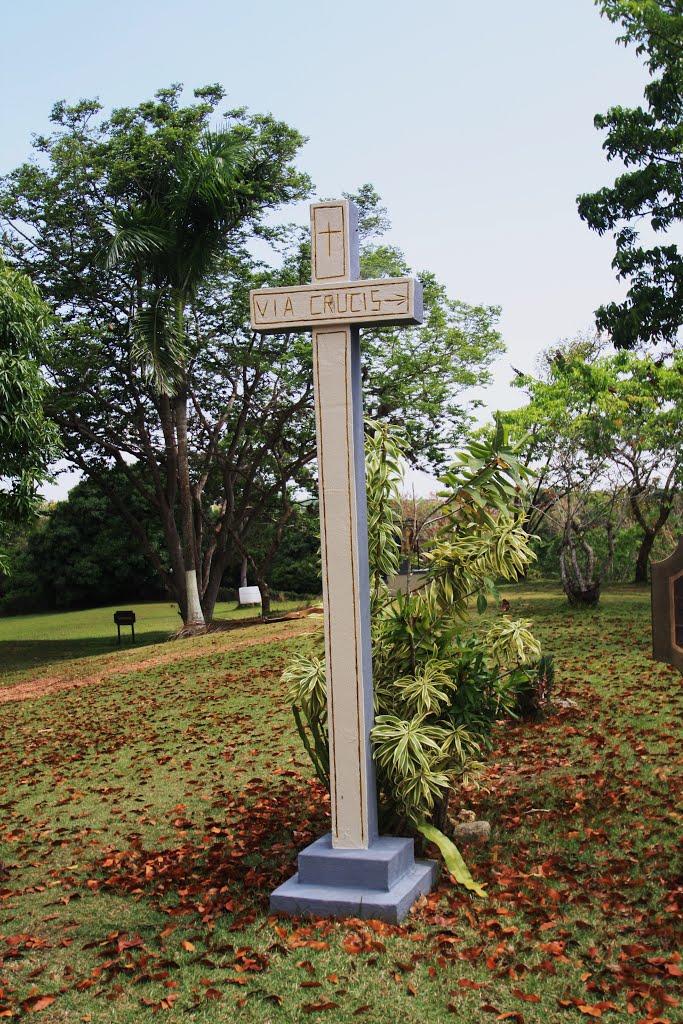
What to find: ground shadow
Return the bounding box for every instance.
[0,630,171,680]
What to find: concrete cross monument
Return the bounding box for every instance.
[250,201,436,921]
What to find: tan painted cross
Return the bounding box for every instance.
[250,201,423,849]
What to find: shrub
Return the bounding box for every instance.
[285,421,546,883]
[513,654,555,720]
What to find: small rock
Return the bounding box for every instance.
[448,820,491,845]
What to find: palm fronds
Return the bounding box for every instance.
[106,128,247,393]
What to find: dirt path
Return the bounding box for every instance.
[0,622,317,705]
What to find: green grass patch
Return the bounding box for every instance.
[0,600,314,684]
[0,584,681,1023]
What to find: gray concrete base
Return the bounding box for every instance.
[271,833,438,923]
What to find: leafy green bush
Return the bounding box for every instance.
[512,653,555,720]
[284,421,545,883]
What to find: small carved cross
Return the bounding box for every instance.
[318,219,342,258]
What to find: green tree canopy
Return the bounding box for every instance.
[0,85,504,621]
[502,335,683,590]
[0,256,60,570]
[0,469,168,614]
[578,0,683,348]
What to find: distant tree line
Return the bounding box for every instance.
[500,334,683,605]
[0,468,322,616]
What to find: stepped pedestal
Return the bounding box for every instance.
[271,833,437,923]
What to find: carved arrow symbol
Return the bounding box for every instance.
[383,293,408,306]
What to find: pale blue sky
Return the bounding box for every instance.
[1,0,654,494]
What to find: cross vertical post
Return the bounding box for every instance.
[309,201,377,849]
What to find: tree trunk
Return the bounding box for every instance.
[240,554,248,590]
[174,391,205,628]
[201,548,231,623]
[249,563,272,616]
[564,578,601,606]
[634,530,654,584]
[432,793,450,834]
[560,540,601,606]
[258,577,272,617]
[629,484,674,585]
[161,506,189,622]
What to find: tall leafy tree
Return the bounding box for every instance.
[0,256,60,572]
[106,127,251,626]
[503,366,624,607]
[578,0,683,348]
[503,335,683,590]
[0,87,504,623]
[1,86,311,623]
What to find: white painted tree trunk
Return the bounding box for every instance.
[185,569,205,625]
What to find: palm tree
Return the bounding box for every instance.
[107,130,246,627]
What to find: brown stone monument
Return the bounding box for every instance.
[651,538,683,674]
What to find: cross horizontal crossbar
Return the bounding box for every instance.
[250,277,423,334]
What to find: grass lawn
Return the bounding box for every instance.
[0,600,313,686]
[0,584,681,1023]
